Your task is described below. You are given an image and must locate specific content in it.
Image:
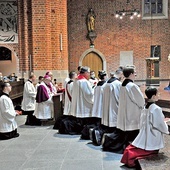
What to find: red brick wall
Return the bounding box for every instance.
[17,0,68,76]
[18,0,32,73]
[1,0,169,81]
[67,0,170,80]
[31,0,68,71]
[50,0,68,70]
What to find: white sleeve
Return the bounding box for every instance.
[128,85,145,109]
[112,82,121,103]
[25,82,36,98]
[0,98,16,123]
[81,81,94,104]
[150,107,169,134]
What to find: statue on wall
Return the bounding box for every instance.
[87,8,96,32]
[86,8,97,47]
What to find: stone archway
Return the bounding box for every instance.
[0,45,19,77]
[79,48,107,75]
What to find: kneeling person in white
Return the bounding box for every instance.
[121,86,170,167]
[0,82,21,140]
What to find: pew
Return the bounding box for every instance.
[0,79,24,107]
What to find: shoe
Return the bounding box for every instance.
[89,128,94,141]
[13,133,19,138]
[25,122,31,125]
[95,130,101,145]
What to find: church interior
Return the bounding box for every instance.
[0,0,170,169]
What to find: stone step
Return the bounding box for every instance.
[138,122,170,170]
[138,152,169,170]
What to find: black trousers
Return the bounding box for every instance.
[0,129,19,140]
[24,111,41,126]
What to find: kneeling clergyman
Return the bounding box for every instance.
[0,82,22,140]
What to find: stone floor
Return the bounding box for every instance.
[0,115,135,170]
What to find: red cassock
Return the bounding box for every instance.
[121,144,159,167]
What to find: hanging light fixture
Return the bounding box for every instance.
[115,0,140,19]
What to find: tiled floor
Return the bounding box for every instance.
[0,115,135,170]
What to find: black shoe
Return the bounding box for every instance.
[13,133,19,138]
[25,122,30,125]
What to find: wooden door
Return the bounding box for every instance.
[82,52,103,78]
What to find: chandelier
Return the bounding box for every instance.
[115,0,141,19]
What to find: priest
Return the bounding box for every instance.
[34,75,54,121]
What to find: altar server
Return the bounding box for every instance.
[91,69,123,145]
[63,71,77,115]
[121,86,170,167]
[91,70,107,118]
[21,74,38,125]
[0,82,21,140]
[102,66,145,153]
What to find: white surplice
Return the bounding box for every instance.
[21,80,36,111]
[63,80,73,115]
[89,78,98,88]
[0,94,17,132]
[102,79,122,127]
[117,82,145,131]
[71,77,94,118]
[91,81,106,118]
[132,103,169,150]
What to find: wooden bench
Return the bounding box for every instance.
[156,99,170,118]
[0,79,24,105]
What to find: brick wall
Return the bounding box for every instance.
[0,0,68,84]
[31,0,68,71]
[1,0,170,82]
[68,0,170,80]
[18,0,68,84]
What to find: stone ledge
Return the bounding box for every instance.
[138,122,170,170]
[162,108,170,118]
[138,152,169,170]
